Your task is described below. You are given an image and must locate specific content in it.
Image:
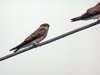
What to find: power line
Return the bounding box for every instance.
[0,20,100,62]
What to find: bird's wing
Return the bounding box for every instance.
[95,2,100,7]
[25,27,46,41]
[71,2,100,22]
[10,28,46,51]
[76,8,100,20]
[79,12,93,19]
[71,12,89,22]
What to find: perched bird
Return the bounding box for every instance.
[71,2,100,22]
[10,23,50,53]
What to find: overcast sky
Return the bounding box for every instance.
[0,0,100,75]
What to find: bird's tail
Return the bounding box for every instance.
[9,43,22,52]
[9,41,26,52]
[71,17,80,22]
[9,47,20,53]
[9,47,18,51]
[9,41,29,52]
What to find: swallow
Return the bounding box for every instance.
[71,2,100,22]
[10,23,50,53]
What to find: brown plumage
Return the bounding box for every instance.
[71,2,100,22]
[10,23,50,53]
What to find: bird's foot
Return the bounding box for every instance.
[33,42,39,48]
[97,18,100,21]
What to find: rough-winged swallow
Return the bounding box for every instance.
[10,23,50,53]
[71,2,100,22]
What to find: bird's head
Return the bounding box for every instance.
[40,23,50,29]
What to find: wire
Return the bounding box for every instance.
[0,20,100,62]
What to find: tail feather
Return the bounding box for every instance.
[9,46,20,53]
[9,43,23,51]
[71,17,80,22]
[9,46,19,51]
[9,41,27,52]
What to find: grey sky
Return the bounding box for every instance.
[0,0,100,75]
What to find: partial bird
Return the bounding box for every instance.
[71,2,100,22]
[10,23,50,53]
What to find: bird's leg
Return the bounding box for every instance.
[98,18,100,21]
[33,41,39,47]
[97,18,100,21]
